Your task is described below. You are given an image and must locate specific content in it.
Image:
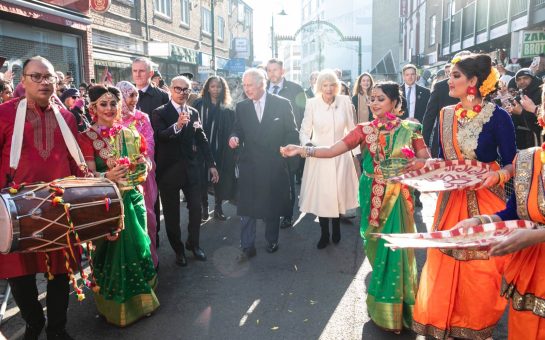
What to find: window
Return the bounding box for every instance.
[228,0,235,15]
[238,1,245,23]
[202,7,212,34]
[218,17,225,41]
[181,0,190,25]
[429,15,436,45]
[244,7,251,29]
[154,0,171,18]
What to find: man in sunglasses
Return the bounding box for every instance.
[59,88,90,132]
[0,56,81,340]
[152,75,219,267]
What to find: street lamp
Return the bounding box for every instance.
[271,9,287,58]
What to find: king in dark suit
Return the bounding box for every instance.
[152,76,219,267]
[229,68,299,261]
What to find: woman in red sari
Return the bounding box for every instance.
[413,54,517,339]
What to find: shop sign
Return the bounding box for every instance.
[232,38,250,59]
[170,44,197,64]
[520,30,545,58]
[90,0,111,13]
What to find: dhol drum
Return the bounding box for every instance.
[0,177,124,254]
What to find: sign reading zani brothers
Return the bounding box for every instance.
[520,30,545,58]
[90,0,111,13]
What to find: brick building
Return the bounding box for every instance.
[0,0,93,85]
[90,0,254,84]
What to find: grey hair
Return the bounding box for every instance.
[170,75,192,88]
[242,68,267,89]
[315,69,340,96]
[132,57,153,71]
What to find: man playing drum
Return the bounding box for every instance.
[0,56,82,340]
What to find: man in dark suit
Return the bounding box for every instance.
[400,64,430,122]
[422,78,457,157]
[152,76,219,267]
[305,71,319,98]
[266,58,306,228]
[229,69,299,261]
[422,51,472,157]
[133,57,170,117]
[132,57,170,251]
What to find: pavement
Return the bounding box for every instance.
[0,191,507,340]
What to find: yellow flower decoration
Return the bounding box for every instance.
[451,56,461,64]
[479,67,500,98]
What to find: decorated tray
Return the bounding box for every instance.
[373,220,535,250]
[388,159,491,192]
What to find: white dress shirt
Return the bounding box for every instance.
[405,84,416,118]
[254,92,267,122]
[171,100,189,133]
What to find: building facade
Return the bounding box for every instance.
[0,0,93,84]
[90,0,253,84]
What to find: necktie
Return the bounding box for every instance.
[407,86,412,117]
[138,90,145,98]
[272,85,279,95]
[255,101,262,122]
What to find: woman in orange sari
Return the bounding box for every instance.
[451,108,545,340]
[413,54,517,339]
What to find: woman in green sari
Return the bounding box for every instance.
[281,81,430,333]
[78,85,159,327]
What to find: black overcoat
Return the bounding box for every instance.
[231,93,298,218]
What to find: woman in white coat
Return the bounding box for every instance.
[299,70,360,249]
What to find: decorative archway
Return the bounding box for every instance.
[275,20,362,74]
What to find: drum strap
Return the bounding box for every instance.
[10,98,86,171]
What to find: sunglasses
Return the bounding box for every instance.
[173,86,190,94]
[71,96,80,99]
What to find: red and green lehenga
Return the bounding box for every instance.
[78,125,159,327]
[497,148,545,340]
[342,120,426,332]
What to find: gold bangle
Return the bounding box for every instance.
[300,146,308,158]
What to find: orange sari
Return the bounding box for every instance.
[413,105,508,339]
[501,148,545,340]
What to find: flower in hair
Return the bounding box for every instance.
[479,67,500,98]
[451,57,461,64]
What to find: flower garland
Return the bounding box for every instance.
[454,102,483,122]
[538,114,545,164]
[371,112,400,131]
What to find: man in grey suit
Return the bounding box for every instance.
[229,69,299,261]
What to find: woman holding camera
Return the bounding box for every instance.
[281,81,429,333]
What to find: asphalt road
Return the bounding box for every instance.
[0,191,507,340]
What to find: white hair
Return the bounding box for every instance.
[242,68,266,89]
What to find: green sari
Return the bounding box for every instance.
[83,126,159,327]
[358,121,420,331]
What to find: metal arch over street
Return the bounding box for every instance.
[275,20,362,74]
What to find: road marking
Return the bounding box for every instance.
[239,299,261,326]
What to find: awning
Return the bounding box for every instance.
[170,45,197,64]
[370,50,397,75]
[93,52,133,69]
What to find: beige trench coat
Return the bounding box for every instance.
[299,95,360,217]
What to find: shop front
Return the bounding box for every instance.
[152,44,198,84]
[0,0,92,84]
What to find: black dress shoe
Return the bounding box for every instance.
[237,247,256,262]
[266,242,279,253]
[280,217,292,229]
[175,252,188,266]
[415,196,423,208]
[192,247,207,261]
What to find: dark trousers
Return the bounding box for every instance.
[285,173,296,219]
[8,274,69,333]
[158,161,202,254]
[240,216,279,250]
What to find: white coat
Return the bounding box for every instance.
[299,95,360,217]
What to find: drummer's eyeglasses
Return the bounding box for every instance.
[23,73,58,84]
[173,86,190,94]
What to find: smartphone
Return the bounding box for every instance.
[0,57,6,69]
[66,71,73,77]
